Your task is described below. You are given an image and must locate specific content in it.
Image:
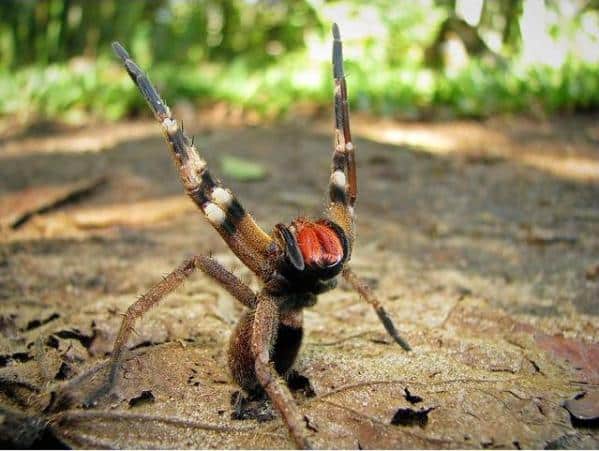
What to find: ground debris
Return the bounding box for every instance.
[404,387,423,404]
[0,117,598,448]
[390,406,435,427]
[585,263,599,281]
[230,390,275,422]
[522,226,578,246]
[128,390,155,408]
[563,391,599,427]
[533,333,599,384]
[287,370,316,398]
[0,176,106,229]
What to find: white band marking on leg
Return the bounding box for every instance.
[161,117,178,135]
[204,202,226,225]
[332,170,346,188]
[211,187,233,207]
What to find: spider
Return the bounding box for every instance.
[87,24,410,449]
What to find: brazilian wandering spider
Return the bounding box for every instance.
[85,24,411,449]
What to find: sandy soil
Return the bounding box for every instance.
[0,112,598,448]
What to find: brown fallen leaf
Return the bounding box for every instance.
[2,118,599,449]
[0,177,106,229]
[67,195,196,229]
[563,391,599,422]
[10,195,197,240]
[585,263,599,281]
[534,333,599,384]
[524,226,578,246]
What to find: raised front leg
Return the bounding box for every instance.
[252,295,312,449]
[328,24,356,250]
[112,43,277,280]
[85,255,256,406]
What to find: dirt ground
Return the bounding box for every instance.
[0,111,598,449]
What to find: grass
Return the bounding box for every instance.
[1,51,598,126]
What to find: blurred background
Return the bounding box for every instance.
[0,3,598,448]
[0,0,598,127]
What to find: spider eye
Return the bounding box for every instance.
[296,222,344,269]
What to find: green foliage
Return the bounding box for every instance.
[221,155,268,182]
[0,0,597,124]
[3,54,596,124]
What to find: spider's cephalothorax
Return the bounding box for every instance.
[84,24,411,449]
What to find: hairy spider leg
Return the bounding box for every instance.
[343,267,411,351]
[112,42,276,280]
[84,256,257,406]
[228,294,308,447]
[250,294,312,449]
[327,26,411,352]
[328,24,357,250]
[229,304,304,392]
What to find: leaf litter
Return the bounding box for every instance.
[0,114,598,448]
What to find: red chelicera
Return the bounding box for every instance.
[295,220,344,268]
